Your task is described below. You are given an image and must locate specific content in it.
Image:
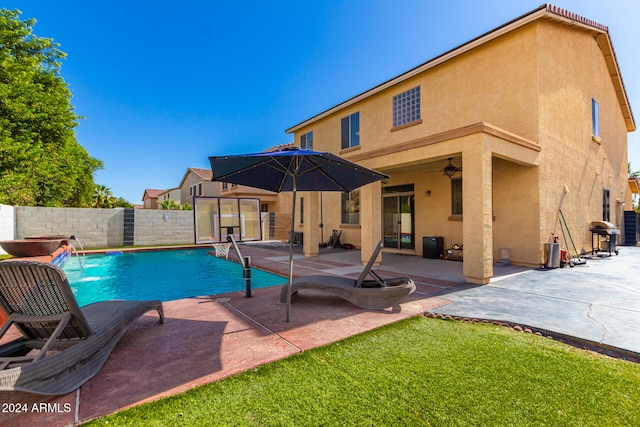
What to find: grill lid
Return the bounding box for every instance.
[590,220,620,234]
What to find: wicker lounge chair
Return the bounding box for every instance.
[0,260,164,395]
[279,240,415,309]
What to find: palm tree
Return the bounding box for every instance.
[93,185,114,208]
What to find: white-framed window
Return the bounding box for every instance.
[393,86,420,128]
[592,98,600,139]
[451,178,462,216]
[300,131,313,150]
[341,190,360,224]
[341,112,360,149]
[222,182,228,190]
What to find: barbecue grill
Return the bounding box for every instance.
[589,220,620,256]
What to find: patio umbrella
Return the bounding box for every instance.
[209,146,389,321]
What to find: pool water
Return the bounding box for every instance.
[63,248,285,306]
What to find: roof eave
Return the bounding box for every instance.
[286,4,635,134]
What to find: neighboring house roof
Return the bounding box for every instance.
[142,189,164,200]
[178,167,213,188]
[286,4,635,134]
[158,187,180,197]
[629,177,640,194]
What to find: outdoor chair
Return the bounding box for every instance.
[279,240,416,309]
[325,229,343,249]
[0,260,164,395]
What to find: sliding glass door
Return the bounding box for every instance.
[382,185,415,250]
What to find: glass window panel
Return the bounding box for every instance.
[592,98,600,138]
[240,199,261,240]
[350,112,360,147]
[451,178,463,215]
[341,190,360,224]
[194,197,219,243]
[392,86,421,128]
[341,117,349,149]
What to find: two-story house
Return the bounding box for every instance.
[285,4,635,285]
[178,168,220,205]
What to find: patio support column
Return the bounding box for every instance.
[462,143,493,284]
[303,191,320,257]
[360,180,383,266]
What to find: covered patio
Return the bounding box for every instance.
[299,122,541,284]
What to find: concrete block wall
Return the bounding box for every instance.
[10,206,195,248]
[133,209,194,246]
[4,204,267,249]
[15,206,125,248]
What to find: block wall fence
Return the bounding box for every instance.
[0,204,195,252]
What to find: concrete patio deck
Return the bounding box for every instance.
[0,244,459,426]
[1,243,638,426]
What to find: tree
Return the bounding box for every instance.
[159,198,180,210]
[630,163,640,212]
[0,9,103,207]
[92,184,114,208]
[112,197,133,208]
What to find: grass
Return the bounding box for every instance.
[86,317,640,426]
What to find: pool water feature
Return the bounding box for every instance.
[63,248,285,306]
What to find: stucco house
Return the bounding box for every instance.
[157,187,181,206]
[178,167,220,205]
[141,189,164,209]
[285,4,635,285]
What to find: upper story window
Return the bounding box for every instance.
[222,182,228,190]
[592,98,600,141]
[341,112,360,149]
[393,86,420,128]
[300,131,313,150]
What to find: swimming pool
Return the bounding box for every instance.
[63,248,285,306]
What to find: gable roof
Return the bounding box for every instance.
[178,167,213,188]
[142,189,164,200]
[286,4,634,134]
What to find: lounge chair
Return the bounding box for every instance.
[279,240,415,309]
[0,260,164,395]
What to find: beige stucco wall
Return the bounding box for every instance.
[291,17,631,280]
[180,173,220,205]
[537,21,630,255]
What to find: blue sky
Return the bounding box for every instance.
[6,1,640,204]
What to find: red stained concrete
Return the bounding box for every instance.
[0,245,456,426]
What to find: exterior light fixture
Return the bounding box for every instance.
[443,158,462,178]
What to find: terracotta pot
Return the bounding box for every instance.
[25,235,72,246]
[0,239,64,258]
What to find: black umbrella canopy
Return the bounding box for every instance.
[208,146,389,322]
[209,147,389,193]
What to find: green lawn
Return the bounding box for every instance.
[87,317,640,426]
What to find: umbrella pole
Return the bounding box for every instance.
[286,176,297,322]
